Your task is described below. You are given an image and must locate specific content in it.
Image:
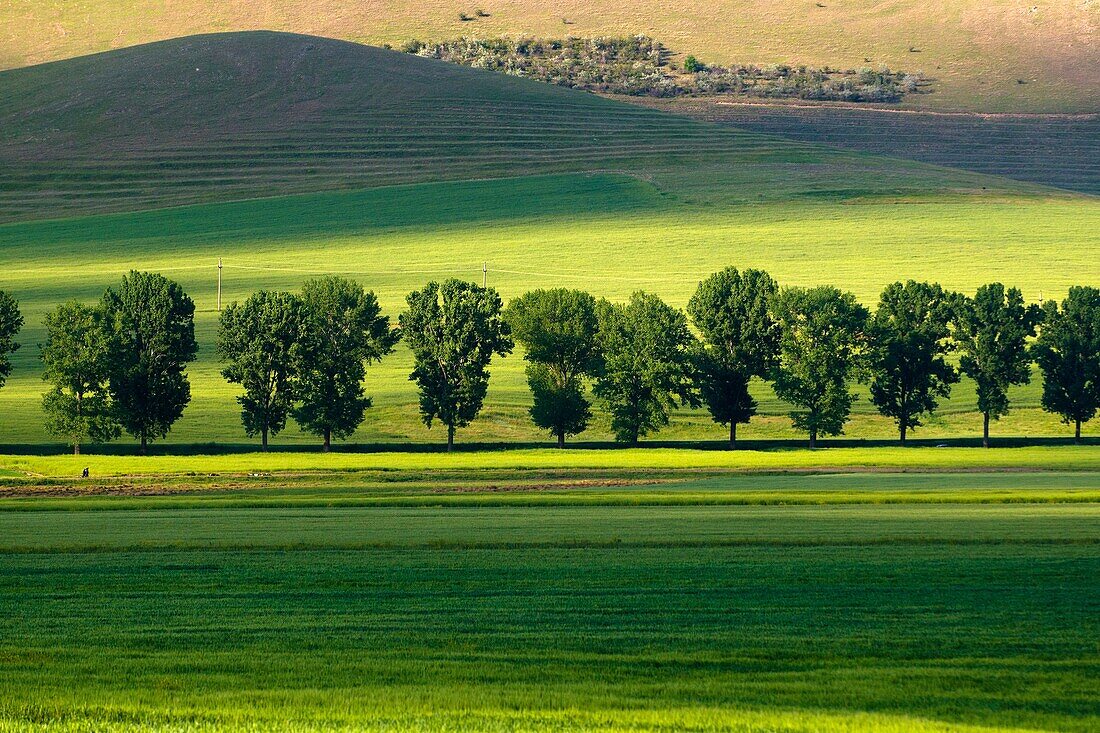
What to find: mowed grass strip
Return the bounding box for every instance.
[6,471,1100,512]
[0,497,1096,731]
[3,446,1100,479]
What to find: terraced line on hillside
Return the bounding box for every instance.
[0,35,800,221]
[647,99,1100,194]
[0,33,1044,223]
[0,106,785,220]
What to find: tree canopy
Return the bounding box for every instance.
[0,291,22,394]
[594,291,696,444]
[1034,286,1100,442]
[771,286,869,448]
[101,271,197,453]
[505,288,601,446]
[867,281,960,442]
[401,279,513,450]
[41,301,119,453]
[293,277,398,451]
[687,267,779,447]
[956,283,1041,447]
[218,290,307,450]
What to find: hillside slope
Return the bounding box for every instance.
[640,99,1100,195]
[0,31,1036,223]
[2,1,1097,112]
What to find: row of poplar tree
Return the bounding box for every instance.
[0,268,1096,453]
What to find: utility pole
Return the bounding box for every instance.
[217,258,223,312]
[482,261,487,288]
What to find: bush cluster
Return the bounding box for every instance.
[401,36,925,102]
[0,272,1095,453]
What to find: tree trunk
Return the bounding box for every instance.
[139,435,147,456]
[557,429,565,449]
[323,428,331,453]
[74,393,82,457]
[1076,419,1082,444]
[900,422,907,445]
[262,427,269,452]
[809,430,817,450]
[447,423,455,452]
[982,412,990,448]
[729,422,737,450]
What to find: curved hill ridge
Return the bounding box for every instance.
[1,32,608,138]
[1,1,1097,113]
[0,31,1049,223]
[0,31,761,220]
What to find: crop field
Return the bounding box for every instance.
[0,169,1096,448]
[3,1,1097,113]
[1,463,1097,732]
[645,100,1100,194]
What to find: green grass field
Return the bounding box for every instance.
[1,466,1097,732]
[0,171,1096,448]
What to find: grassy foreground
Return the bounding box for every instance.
[0,467,1097,732]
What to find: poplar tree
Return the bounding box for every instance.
[293,277,398,451]
[41,301,119,453]
[102,271,197,454]
[401,279,513,450]
[867,281,960,443]
[505,288,601,447]
[687,268,779,448]
[956,283,1041,447]
[218,290,306,450]
[0,291,21,395]
[594,292,696,445]
[771,286,869,448]
[1034,286,1100,443]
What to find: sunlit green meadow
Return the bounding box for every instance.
[0,173,1096,448]
[3,445,1100,480]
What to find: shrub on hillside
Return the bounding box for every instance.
[403,35,923,102]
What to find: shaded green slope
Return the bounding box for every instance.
[646,98,1100,194]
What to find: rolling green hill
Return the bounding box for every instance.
[0,31,1041,223]
[3,1,1098,112]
